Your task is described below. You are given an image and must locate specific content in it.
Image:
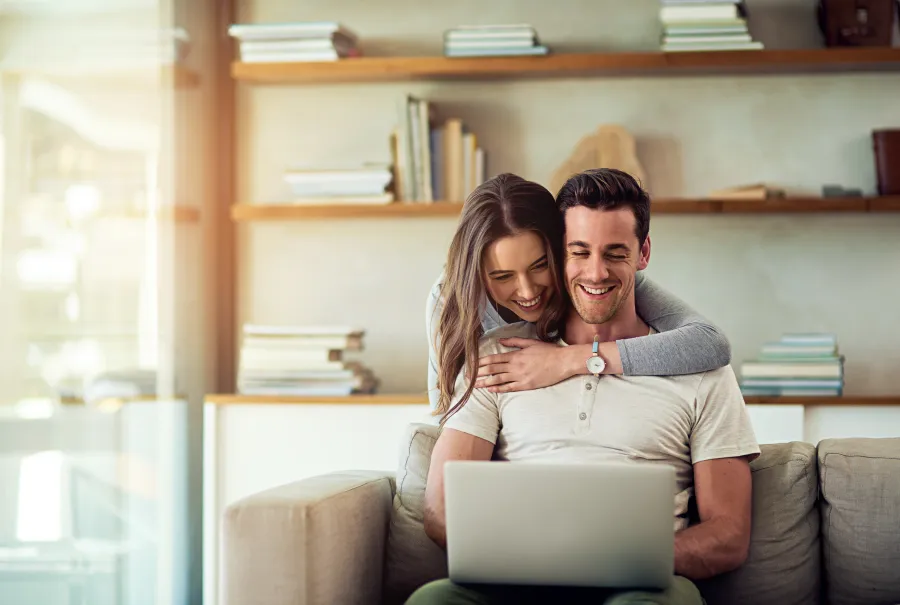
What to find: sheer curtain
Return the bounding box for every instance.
[0,1,208,604]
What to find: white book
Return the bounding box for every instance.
[462,133,475,196]
[284,193,395,205]
[741,361,843,379]
[474,148,485,187]
[660,4,743,22]
[284,170,392,183]
[240,50,342,63]
[228,22,357,43]
[240,39,353,53]
[449,24,536,36]
[445,39,537,49]
[662,41,763,51]
[663,34,752,44]
[243,325,363,336]
[407,96,423,201]
[445,46,549,58]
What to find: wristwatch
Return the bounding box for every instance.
[586,334,606,376]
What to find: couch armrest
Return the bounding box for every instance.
[223,471,394,605]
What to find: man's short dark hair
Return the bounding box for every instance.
[556,168,651,245]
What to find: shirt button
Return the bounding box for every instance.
[585,384,592,391]
[579,412,587,420]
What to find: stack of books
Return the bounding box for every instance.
[228,21,360,63]
[238,325,378,396]
[392,96,486,203]
[659,1,764,52]
[443,24,549,58]
[740,333,844,398]
[282,165,394,205]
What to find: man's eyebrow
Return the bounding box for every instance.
[567,241,590,249]
[605,243,630,252]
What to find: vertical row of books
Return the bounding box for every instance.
[238,325,378,396]
[740,333,843,397]
[228,21,360,63]
[392,96,487,203]
[443,24,548,57]
[659,1,763,52]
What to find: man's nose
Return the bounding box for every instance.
[585,257,610,283]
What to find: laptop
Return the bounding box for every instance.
[444,460,675,589]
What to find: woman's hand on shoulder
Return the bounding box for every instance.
[474,338,585,393]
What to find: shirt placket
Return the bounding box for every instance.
[576,375,600,434]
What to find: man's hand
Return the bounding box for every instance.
[473,338,585,393]
[424,428,494,549]
[674,457,753,580]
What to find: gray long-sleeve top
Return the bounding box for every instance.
[425,271,731,409]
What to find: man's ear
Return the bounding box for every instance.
[637,236,651,271]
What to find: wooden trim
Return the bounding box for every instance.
[232,48,900,84]
[230,196,900,221]
[214,0,238,394]
[205,393,900,407]
[205,394,430,405]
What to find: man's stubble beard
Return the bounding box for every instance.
[570,287,624,325]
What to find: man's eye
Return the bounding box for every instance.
[608,255,627,260]
[570,252,588,258]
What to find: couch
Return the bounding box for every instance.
[222,423,900,605]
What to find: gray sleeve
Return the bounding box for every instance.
[426,280,443,410]
[619,273,732,376]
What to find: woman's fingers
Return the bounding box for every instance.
[477,352,513,367]
[476,363,508,377]
[474,373,513,389]
[487,382,523,394]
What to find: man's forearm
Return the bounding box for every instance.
[674,518,749,580]
[423,505,447,550]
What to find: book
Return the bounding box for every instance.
[663,34,752,44]
[239,38,356,53]
[660,4,745,22]
[445,39,538,49]
[445,45,549,58]
[281,194,395,205]
[444,119,464,202]
[741,361,843,379]
[741,378,843,389]
[707,183,786,200]
[779,333,838,346]
[740,388,842,397]
[662,41,763,52]
[228,22,358,43]
[760,343,838,358]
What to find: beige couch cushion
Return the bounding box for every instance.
[696,442,822,605]
[819,438,900,605]
[383,422,447,605]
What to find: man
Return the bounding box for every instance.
[407,169,760,605]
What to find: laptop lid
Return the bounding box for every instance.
[444,461,675,589]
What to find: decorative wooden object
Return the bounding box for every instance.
[549,125,647,195]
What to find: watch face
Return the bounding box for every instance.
[586,356,606,375]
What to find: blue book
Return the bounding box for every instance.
[741,378,843,389]
[430,127,444,202]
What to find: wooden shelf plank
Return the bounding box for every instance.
[205,393,900,406]
[232,196,900,221]
[232,48,900,84]
[205,394,429,405]
[232,202,464,221]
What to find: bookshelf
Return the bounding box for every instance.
[231,48,900,84]
[205,394,900,406]
[231,196,900,221]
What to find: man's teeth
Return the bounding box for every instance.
[516,295,541,308]
[582,285,612,295]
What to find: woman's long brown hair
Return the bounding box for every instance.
[434,173,567,423]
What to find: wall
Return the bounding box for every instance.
[236,0,900,435]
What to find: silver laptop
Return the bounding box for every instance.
[444,461,675,589]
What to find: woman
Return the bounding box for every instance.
[426,173,730,417]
